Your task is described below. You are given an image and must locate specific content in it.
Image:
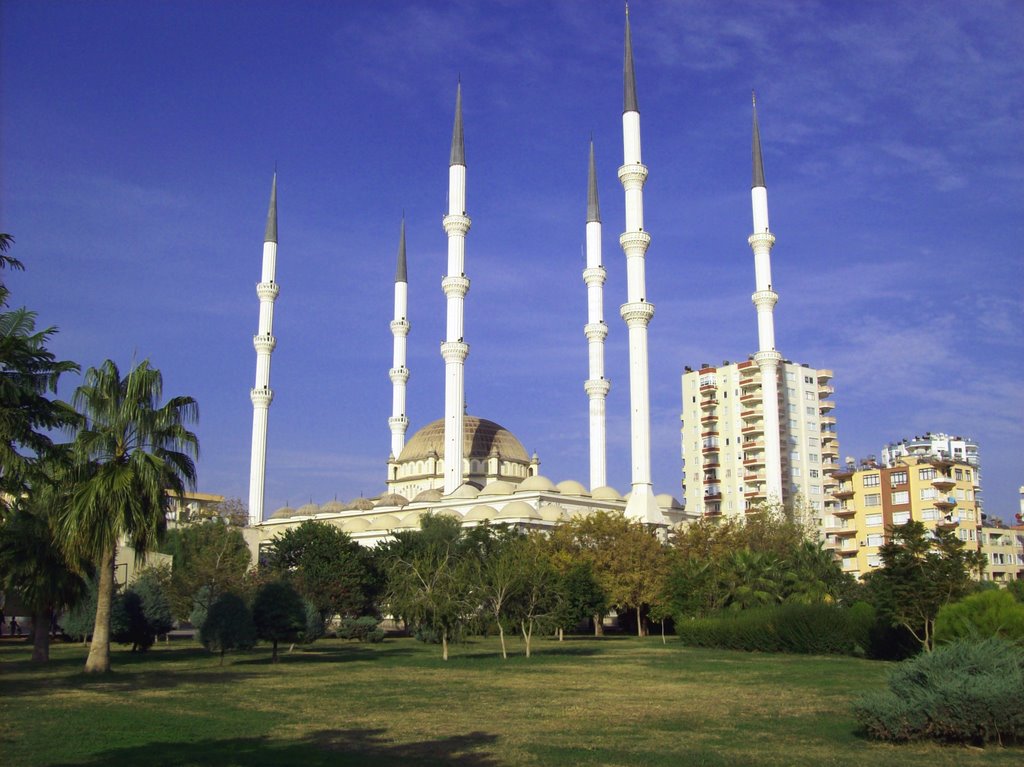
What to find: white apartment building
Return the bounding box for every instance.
[680,358,839,531]
[881,432,982,513]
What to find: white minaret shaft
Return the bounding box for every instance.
[619,9,661,524]
[749,93,783,502]
[248,174,279,526]
[389,217,411,459]
[584,140,610,490]
[441,83,471,494]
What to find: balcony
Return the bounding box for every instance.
[817,369,833,383]
[833,504,856,517]
[818,384,835,397]
[701,443,720,454]
[932,477,956,492]
[741,422,764,435]
[934,497,956,512]
[740,407,762,420]
[833,485,855,499]
[704,491,722,501]
[699,382,716,393]
[744,488,766,499]
[701,428,719,439]
[936,515,961,528]
[703,475,719,485]
[818,400,836,413]
[703,460,720,471]
[700,395,717,410]
[820,414,837,426]
[743,454,765,467]
[701,411,718,424]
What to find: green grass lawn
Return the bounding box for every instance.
[0,634,1019,766]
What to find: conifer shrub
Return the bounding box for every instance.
[934,589,1024,644]
[853,638,1024,745]
[200,592,256,664]
[337,616,385,643]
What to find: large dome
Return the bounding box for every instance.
[397,416,529,464]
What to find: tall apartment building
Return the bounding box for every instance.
[828,455,981,578]
[881,432,982,513]
[680,359,840,529]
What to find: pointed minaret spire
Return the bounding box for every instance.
[587,139,601,223]
[618,7,662,524]
[584,140,610,490]
[623,5,639,114]
[747,93,783,502]
[395,216,408,283]
[264,173,278,243]
[450,81,465,167]
[389,217,411,460]
[441,83,472,494]
[752,91,766,189]
[248,174,281,526]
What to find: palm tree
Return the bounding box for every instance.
[60,359,198,673]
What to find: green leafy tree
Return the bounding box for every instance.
[508,534,559,657]
[266,520,376,622]
[161,520,251,621]
[0,234,79,504]
[471,527,528,659]
[864,520,986,652]
[720,549,782,611]
[200,592,256,664]
[552,561,607,640]
[60,359,199,673]
[252,580,306,662]
[0,484,88,661]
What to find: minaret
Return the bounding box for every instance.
[441,83,471,494]
[388,217,411,459]
[619,8,661,524]
[584,140,610,490]
[247,174,279,526]
[748,92,784,502]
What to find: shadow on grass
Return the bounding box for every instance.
[0,666,265,699]
[230,642,419,666]
[48,727,500,767]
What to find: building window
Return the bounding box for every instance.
[863,474,880,487]
[919,467,936,481]
[892,511,911,524]
[809,453,819,463]
[808,437,819,447]
[792,467,802,478]
[891,491,909,505]
[920,487,937,500]
[699,373,716,387]
[804,375,814,384]
[809,469,819,478]
[788,403,797,413]
[890,471,908,487]
[810,484,820,495]
[955,468,964,480]
[866,512,883,526]
[865,494,881,508]
[788,419,798,429]
[806,406,816,416]
[920,509,937,520]
[965,470,972,481]
[956,489,966,501]
[867,534,884,547]
[786,371,796,382]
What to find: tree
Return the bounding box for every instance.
[551,562,606,640]
[0,234,79,505]
[60,359,199,673]
[473,530,526,659]
[934,589,1024,644]
[0,485,88,661]
[161,520,251,621]
[863,520,986,652]
[266,520,376,622]
[200,592,256,664]
[508,534,559,657]
[252,580,306,662]
[110,570,174,652]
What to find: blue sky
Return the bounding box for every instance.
[2,1,1021,521]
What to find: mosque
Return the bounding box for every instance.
[242,10,767,550]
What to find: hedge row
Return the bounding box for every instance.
[675,602,876,656]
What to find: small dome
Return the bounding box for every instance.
[296,502,320,516]
[394,513,422,530]
[375,493,410,508]
[411,488,444,503]
[320,499,346,513]
[448,483,480,499]
[591,486,623,500]
[497,500,542,520]
[369,514,401,530]
[480,480,517,496]
[516,475,557,493]
[347,497,375,511]
[270,505,295,520]
[655,493,683,510]
[555,480,589,496]
[464,504,498,522]
[340,517,371,533]
[538,502,568,522]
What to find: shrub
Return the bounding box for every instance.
[252,580,306,662]
[302,601,325,644]
[935,589,1024,644]
[338,616,385,643]
[853,638,1024,745]
[200,592,256,664]
[675,604,873,656]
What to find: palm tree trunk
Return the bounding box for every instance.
[31,609,51,662]
[84,546,114,673]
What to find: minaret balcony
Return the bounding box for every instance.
[389,367,410,384]
[256,281,280,301]
[584,379,611,398]
[439,341,469,363]
[582,266,607,287]
[747,231,776,251]
[441,275,470,298]
[253,334,277,353]
[250,387,274,408]
[617,162,649,189]
[442,214,471,236]
[620,301,655,327]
